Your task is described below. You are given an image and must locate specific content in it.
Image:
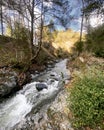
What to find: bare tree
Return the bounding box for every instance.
[1,0,73,61]
[80,0,84,42]
[31,0,44,61]
[0,0,3,35]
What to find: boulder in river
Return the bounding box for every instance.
[36,83,48,91]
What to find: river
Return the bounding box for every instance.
[0,59,70,130]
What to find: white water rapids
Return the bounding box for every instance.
[0,59,70,130]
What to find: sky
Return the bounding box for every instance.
[68,0,82,31]
[0,0,104,34]
[43,0,82,31]
[66,0,104,31]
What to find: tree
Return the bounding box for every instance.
[31,0,44,61]
[83,0,104,16]
[0,0,3,35]
[80,0,85,42]
[0,0,73,61]
[2,0,44,59]
[79,0,104,41]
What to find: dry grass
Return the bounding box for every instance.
[52,29,85,53]
[67,52,104,78]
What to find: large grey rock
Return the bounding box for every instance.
[0,68,18,97]
[36,83,48,91]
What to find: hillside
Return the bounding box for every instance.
[0,35,30,67]
[52,29,83,53]
[0,35,56,68]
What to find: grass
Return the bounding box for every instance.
[67,53,104,130]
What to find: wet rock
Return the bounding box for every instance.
[52,77,59,81]
[50,74,55,77]
[31,74,36,79]
[47,64,53,68]
[47,60,54,65]
[29,64,46,73]
[36,83,48,91]
[35,71,40,74]
[47,79,55,85]
[46,68,51,71]
[38,79,44,82]
[0,68,18,98]
[17,72,31,86]
[50,72,57,77]
[55,59,59,63]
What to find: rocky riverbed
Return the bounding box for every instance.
[0,59,73,130]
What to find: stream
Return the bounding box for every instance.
[0,59,70,130]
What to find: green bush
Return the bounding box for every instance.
[12,22,30,42]
[68,66,104,129]
[74,41,84,55]
[56,48,69,58]
[95,49,104,58]
[72,41,84,55]
[85,24,104,57]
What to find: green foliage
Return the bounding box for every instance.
[85,24,104,57]
[74,41,84,55]
[35,49,49,65]
[95,49,104,58]
[0,35,13,44]
[68,66,104,129]
[12,22,30,42]
[56,48,69,58]
[11,60,30,72]
[83,0,103,15]
[0,34,31,67]
[56,48,64,58]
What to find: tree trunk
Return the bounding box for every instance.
[30,0,35,59]
[0,0,3,35]
[80,0,84,42]
[31,0,44,61]
[80,13,84,42]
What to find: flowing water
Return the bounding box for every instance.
[0,59,70,130]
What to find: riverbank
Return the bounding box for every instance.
[0,58,58,99]
[26,53,104,130]
[66,53,104,130]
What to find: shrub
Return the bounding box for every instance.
[74,41,84,55]
[12,22,30,42]
[95,49,104,58]
[68,66,104,129]
[56,48,69,58]
[85,24,104,57]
